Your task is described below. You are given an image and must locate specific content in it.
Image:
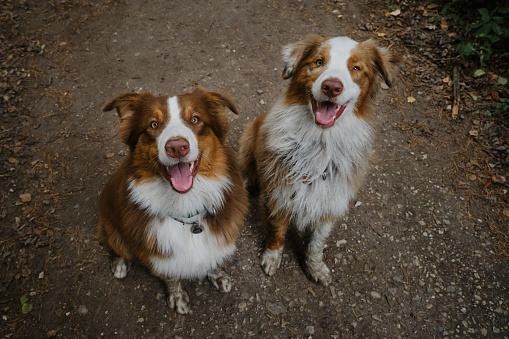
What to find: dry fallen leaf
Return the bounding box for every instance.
[469,130,479,137]
[8,157,19,164]
[407,96,416,103]
[503,208,509,217]
[427,3,439,9]
[492,175,506,184]
[492,91,500,100]
[376,32,387,37]
[19,193,32,203]
[440,17,448,30]
[105,153,115,158]
[442,76,450,83]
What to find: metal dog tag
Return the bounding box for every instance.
[191,222,204,234]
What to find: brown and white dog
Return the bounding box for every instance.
[239,35,398,285]
[98,87,248,314]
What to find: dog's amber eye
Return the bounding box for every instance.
[316,59,324,65]
[353,65,361,71]
[190,116,199,124]
[150,121,158,128]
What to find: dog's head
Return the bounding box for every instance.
[282,34,399,128]
[103,87,238,193]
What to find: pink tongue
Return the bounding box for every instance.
[170,162,193,192]
[315,102,337,125]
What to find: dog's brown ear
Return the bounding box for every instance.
[282,34,326,79]
[359,40,399,90]
[103,93,154,149]
[192,86,238,142]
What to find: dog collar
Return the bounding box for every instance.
[170,207,216,234]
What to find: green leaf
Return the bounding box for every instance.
[478,8,490,22]
[498,7,509,14]
[498,77,508,85]
[20,295,28,305]
[456,42,473,58]
[470,93,478,101]
[485,110,491,116]
[473,69,485,77]
[22,303,33,314]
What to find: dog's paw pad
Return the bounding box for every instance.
[168,291,190,315]
[306,261,332,286]
[208,270,232,293]
[261,248,283,276]
[111,258,128,279]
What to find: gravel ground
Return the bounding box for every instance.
[1,0,508,338]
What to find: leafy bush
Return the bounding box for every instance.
[432,0,509,65]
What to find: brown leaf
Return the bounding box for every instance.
[105,153,115,158]
[47,330,58,338]
[440,17,448,30]
[19,193,32,203]
[503,208,509,217]
[492,91,499,100]
[492,175,506,184]
[469,130,479,137]
[427,3,439,9]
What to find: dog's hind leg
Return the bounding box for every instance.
[305,222,333,286]
[165,278,190,315]
[207,268,232,293]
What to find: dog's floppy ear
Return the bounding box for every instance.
[103,93,154,149]
[282,34,326,80]
[192,86,238,142]
[359,39,399,91]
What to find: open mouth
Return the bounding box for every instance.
[311,98,349,129]
[160,154,201,193]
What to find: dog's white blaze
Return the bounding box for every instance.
[157,96,199,166]
[128,176,232,218]
[148,217,236,279]
[311,37,361,113]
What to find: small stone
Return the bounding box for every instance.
[480,328,487,336]
[137,317,144,323]
[354,201,362,207]
[336,239,347,246]
[370,291,381,299]
[256,89,263,94]
[39,272,44,279]
[306,326,314,334]
[77,305,88,315]
[372,314,382,322]
[260,99,265,105]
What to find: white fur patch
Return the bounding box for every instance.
[157,96,199,167]
[311,37,360,110]
[127,175,234,279]
[128,175,231,219]
[148,216,236,279]
[263,96,374,228]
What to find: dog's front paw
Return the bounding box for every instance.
[111,257,129,279]
[306,260,332,286]
[261,248,283,276]
[208,269,232,293]
[168,288,190,315]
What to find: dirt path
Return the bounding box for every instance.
[1,0,508,338]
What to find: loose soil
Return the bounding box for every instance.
[1,0,508,338]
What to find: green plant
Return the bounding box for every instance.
[432,1,509,66]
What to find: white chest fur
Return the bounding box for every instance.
[148,217,235,279]
[263,101,374,227]
[128,175,235,279]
